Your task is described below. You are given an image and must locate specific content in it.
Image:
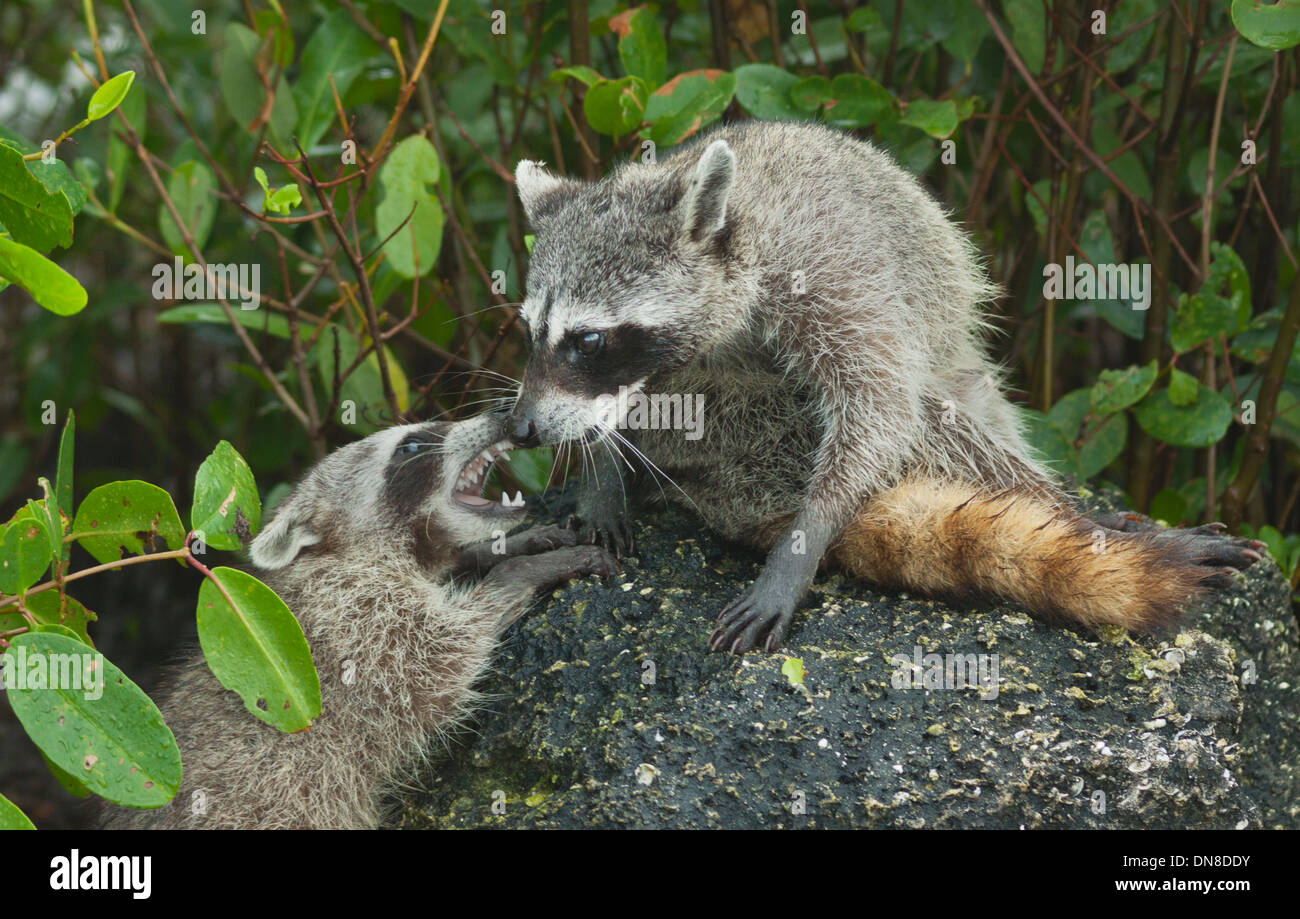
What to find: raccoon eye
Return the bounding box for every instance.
[397,441,431,454]
[574,331,604,356]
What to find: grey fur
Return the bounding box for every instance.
[100,415,615,829]
[510,121,1060,651]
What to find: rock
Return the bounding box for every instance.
[397,495,1300,829]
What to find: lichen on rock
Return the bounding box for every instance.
[398,498,1300,830]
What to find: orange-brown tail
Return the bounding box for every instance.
[829,478,1264,631]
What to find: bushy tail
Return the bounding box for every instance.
[830,478,1261,631]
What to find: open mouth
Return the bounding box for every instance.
[452,439,526,514]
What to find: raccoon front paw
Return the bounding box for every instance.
[709,586,795,654]
[546,545,621,582]
[564,509,635,556]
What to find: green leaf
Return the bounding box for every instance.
[158,303,293,339]
[0,233,87,315]
[1047,387,1092,438]
[191,441,262,551]
[5,632,181,808]
[314,324,385,433]
[549,65,602,87]
[790,76,833,113]
[266,184,302,216]
[584,76,650,136]
[375,135,443,279]
[56,409,75,521]
[644,70,736,145]
[899,99,958,138]
[1021,408,1079,478]
[196,567,321,733]
[41,751,92,799]
[0,512,53,594]
[0,142,75,251]
[157,161,216,256]
[1109,0,1159,72]
[1170,292,1241,353]
[86,71,136,123]
[1078,413,1127,479]
[1004,0,1046,73]
[293,9,379,150]
[846,7,882,32]
[1168,367,1199,406]
[501,447,555,495]
[29,489,62,563]
[219,23,298,152]
[1204,242,1251,328]
[0,794,35,829]
[612,6,667,89]
[71,481,187,565]
[0,129,87,217]
[733,64,802,120]
[825,75,893,129]
[1,591,98,646]
[781,657,806,687]
[1090,361,1158,414]
[1133,384,1234,448]
[253,166,270,194]
[1231,0,1300,50]
[941,0,991,63]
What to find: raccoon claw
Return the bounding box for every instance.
[709,590,794,654]
[570,545,621,580]
[564,512,635,556]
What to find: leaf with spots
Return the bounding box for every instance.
[0,590,97,647]
[644,70,735,145]
[584,76,650,136]
[191,441,262,551]
[196,566,321,733]
[0,510,53,594]
[4,632,181,808]
[71,481,187,565]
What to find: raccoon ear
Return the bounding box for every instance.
[515,160,576,223]
[682,140,735,242]
[249,495,320,570]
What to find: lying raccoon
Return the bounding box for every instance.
[506,120,1263,652]
[100,414,616,829]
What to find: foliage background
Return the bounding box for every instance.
[1,0,1298,825]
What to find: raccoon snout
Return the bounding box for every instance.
[506,415,541,448]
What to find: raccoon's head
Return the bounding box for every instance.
[249,414,527,572]
[506,139,739,446]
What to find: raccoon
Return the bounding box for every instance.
[505,120,1262,653]
[100,413,616,829]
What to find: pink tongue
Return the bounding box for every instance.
[456,493,491,506]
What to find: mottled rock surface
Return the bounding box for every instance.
[398,492,1299,829]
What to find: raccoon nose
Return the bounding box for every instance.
[509,417,540,448]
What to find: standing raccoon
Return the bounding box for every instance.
[100,414,616,829]
[506,120,1262,653]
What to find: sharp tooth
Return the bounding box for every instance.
[514,491,524,505]
[479,449,494,463]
